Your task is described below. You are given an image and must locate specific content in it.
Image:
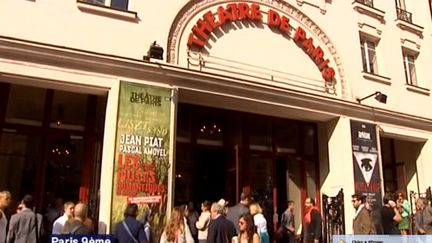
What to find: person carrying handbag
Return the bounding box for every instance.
[115,204,148,243]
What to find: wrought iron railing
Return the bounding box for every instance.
[355,0,374,8]
[323,189,345,243]
[396,7,413,23]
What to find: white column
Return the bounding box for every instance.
[98,79,120,234]
[318,116,355,234]
[417,136,432,191]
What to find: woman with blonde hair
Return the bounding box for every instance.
[249,203,269,243]
[160,207,194,243]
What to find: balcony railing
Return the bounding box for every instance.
[355,0,374,8]
[396,7,413,23]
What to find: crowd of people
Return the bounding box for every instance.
[1,189,432,243]
[0,191,95,243]
[351,191,432,236]
[158,193,323,243]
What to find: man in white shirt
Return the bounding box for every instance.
[52,201,74,234]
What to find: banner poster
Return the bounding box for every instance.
[110,82,173,242]
[350,120,382,207]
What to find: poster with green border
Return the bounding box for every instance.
[110,81,173,242]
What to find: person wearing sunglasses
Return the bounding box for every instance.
[237,213,259,243]
[351,194,375,235]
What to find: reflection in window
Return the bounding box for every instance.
[176,105,191,143]
[45,137,84,202]
[360,36,379,74]
[305,159,317,199]
[0,132,40,199]
[274,120,298,153]
[111,0,129,10]
[402,49,418,86]
[248,117,272,151]
[51,90,87,130]
[5,84,45,126]
[303,124,316,156]
[196,112,223,146]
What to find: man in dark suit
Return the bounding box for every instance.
[207,202,236,243]
[115,204,148,243]
[226,192,250,234]
[351,194,375,235]
[7,195,44,243]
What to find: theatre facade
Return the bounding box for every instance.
[1,0,432,239]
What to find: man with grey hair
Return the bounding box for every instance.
[414,197,432,234]
[226,192,250,234]
[207,202,236,243]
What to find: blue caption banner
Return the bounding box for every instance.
[333,235,432,243]
[49,234,115,243]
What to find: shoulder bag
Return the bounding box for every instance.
[122,221,139,243]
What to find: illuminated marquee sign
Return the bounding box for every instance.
[187,3,335,82]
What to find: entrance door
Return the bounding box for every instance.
[194,146,237,205]
[275,155,318,235]
[174,145,237,207]
[44,135,84,204]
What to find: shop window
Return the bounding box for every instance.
[302,124,316,156]
[196,111,223,146]
[176,105,191,143]
[360,35,379,75]
[274,120,299,154]
[94,95,107,133]
[5,84,46,126]
[248,116,272,151]
[402,49,418,86]
[51,90,87,130]
[0,132,41,200]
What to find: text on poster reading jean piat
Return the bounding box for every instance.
[119,134,167,156]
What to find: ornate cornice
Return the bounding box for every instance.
[167,0,347,98]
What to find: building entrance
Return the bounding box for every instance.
[175,103,319,235]
[193,147,231,204]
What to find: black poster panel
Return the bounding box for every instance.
[350,120,382,207]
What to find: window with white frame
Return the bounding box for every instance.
[360,35,379,74]
[402,49,418,86]
[83,0,129,11]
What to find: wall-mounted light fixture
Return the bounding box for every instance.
[356,91,387,104]
[143,41,164,61]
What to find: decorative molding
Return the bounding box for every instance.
[296,0,328,14]
[400,38,421,50]
[395,19,424,39]
[358,23,382,36]
[406,84,430,96]
[167,0,347,98]
[352,1,386,23]
[362,72,391,85]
